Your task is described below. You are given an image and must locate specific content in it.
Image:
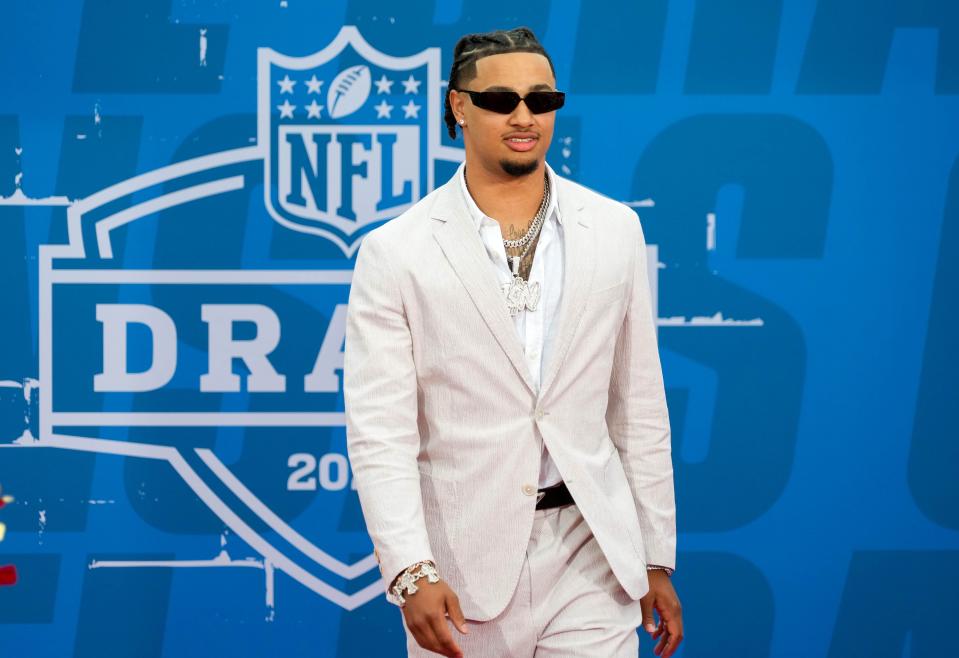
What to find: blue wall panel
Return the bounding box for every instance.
[1,1,957,656]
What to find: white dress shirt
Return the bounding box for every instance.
[458,162,564,488]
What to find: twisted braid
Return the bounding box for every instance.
[444,27,556,139]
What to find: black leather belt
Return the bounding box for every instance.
[535,481,575,510]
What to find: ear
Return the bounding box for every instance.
[449,89,466,123]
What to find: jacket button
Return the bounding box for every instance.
[522,484,536,496]
[534,408,546,421]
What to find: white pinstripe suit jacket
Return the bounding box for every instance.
[344,168,676,621]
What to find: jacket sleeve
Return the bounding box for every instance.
[605,210,677,572]
[344,232,434,592]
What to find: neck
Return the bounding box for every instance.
[463,154,547,226]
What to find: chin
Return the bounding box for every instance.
[498,156,540,178]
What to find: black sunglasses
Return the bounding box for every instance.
[455,89,566,114]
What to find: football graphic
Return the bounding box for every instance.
[327,65,372,119]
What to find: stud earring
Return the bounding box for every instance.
[458,118,465,125]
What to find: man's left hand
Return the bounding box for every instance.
[640,570,684,657]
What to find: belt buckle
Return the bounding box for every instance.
[536,490,546,504]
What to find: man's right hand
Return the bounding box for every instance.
[401,579,469,658]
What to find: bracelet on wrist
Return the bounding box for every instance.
[647,565,674,577]
[387,560,440,607]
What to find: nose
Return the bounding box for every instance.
[509,98,535,127]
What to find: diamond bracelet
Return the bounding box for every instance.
[647,565,674,577]
[386,560,441,607]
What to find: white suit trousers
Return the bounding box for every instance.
[403,504,644,657]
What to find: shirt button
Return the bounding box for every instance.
[522,484,536,496]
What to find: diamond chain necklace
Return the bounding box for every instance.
[504,175,550,276]
[503,172,550,252]
[464,169,550,316]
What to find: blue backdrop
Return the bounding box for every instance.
[1,1,957,657]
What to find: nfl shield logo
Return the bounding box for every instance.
[35,25,466,615]
[258,27,446,256]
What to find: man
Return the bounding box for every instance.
[344,27,683,657]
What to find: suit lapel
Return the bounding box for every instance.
[431,179,537,395]
[538,182,595,400]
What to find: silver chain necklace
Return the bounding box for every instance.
[503,174,550,251]
[465,169,550,317]
[504,174,550,276]
[503,174,549,316]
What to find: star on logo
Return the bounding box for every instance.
[277,74,296,94]
[374,99,394,119]
[305,74,324,94]
[401,74,421,94]
[402,99,421,119]
[276,99,296,118]
[374,74,394,94]
[305,99,324,119]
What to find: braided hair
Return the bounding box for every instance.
[444,27,556,139]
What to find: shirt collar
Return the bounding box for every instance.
[457,161,563,233]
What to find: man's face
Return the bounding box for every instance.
[450,51,558,178]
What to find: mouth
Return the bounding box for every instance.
[503,133,539,153]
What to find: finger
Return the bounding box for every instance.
[652,608,671,656]
[640,594,657,635]
[429,613,462,658]
[446,593,470,635]
[652,618,665,640]
[410,616,442,655]
[652,610,680,658]
[654,626,670,656]
[661,629,681,658]
[661,615,684,658]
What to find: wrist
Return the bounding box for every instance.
[646,564,674,577]
[387,560,440,607]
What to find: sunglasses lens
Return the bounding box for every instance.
[471,91,521,113]
[461,90,565,114]
[525,92,565,113]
